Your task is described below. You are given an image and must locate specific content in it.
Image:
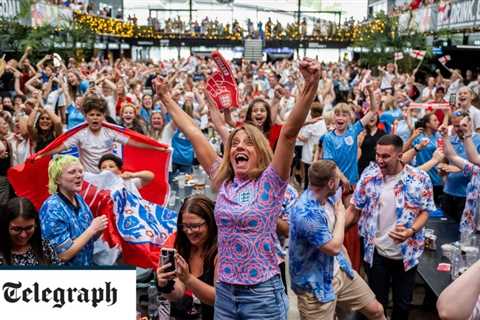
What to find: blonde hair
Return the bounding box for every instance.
[212,124,273,190]
[120,103,138,116]
[333,103,355,122]
[47,155,81,194]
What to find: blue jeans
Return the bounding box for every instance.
[214,275,288,320]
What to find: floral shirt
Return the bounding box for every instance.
[0,239,62,266]
[289,189,354,303]
[208,159,288,285]
[461,162,480,233]
[275,184,299,264]
[40,193,95,266]
[352,163,436,271]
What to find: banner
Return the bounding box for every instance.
[0,268,136,320]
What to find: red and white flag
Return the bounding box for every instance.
[438,55,451,65]
[7,123,173,268]
[410,49,426,60]
[394,52,404,61]
[8,122,171,208]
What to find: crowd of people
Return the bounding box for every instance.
[148,16,353,39]
[2,45,480,319]
[146,15,357,40]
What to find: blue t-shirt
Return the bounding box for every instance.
[289,189,354,303]
[413,132,443,186]
[66,103,85,130]
[444,134,480,197]
[321,121,364,184]
[172,130,194,166]
[380,108,402,134]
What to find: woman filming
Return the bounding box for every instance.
[156,195,217,320]
[155,58,320,319]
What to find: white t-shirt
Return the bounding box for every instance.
[8,136,31,166]
[64,127,129,173]
[375,172,403,260]
[380,72,395,90]
[301,120,327,164]
[324,201,340,275]
[469,106,480,131]
[421,86,435,101]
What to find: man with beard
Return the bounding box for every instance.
[347,135,436,320]
[289,160,385,320]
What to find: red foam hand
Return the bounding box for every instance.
[206,51,239,110]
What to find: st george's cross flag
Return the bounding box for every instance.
[438,55,451,65]
[410,49,426,60]
[206,51,240,111]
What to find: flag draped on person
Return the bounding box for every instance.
[410,49,426,60]
[8,122,171,208]
[7,122,173,268]
[82,171,177,268]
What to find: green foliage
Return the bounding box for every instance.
[0,17,95,60]
[353,12,429,73]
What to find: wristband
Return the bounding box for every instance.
[410,226,418,235]
[464,134,473,139]
[413,145,420,152]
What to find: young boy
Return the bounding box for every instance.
[38,95,165,173]
[97,153,154,197]
[317,84,377,188]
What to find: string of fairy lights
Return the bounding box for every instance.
[73,12,387,43]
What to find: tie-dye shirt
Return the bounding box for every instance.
[352,163,436,271]
[208,160,288,285]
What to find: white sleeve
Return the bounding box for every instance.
[106,128,129,144]
[64,130,81,148]
[473,109,480,130]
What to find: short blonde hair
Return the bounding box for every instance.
[47,155,81,194]
[333,103,355,122]
[212,124,273,190]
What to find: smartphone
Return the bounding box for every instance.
[449,93,456,107]
[160,248,176,273]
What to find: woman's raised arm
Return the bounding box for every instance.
[272,59,320,180]
[155,79,218,171]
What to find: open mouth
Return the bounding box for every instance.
[234,153,249,165]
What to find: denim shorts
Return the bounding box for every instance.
[214,275,288,320]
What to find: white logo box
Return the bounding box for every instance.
[0,266,136,320]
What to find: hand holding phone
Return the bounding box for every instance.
[160,248,177,273]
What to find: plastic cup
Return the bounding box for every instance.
[168,191,176,207]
